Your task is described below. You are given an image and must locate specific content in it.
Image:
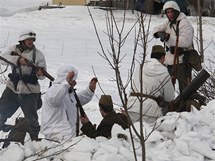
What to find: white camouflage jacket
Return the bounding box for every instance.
[0,45,46,94]
[127,59,175,124]
[41,66,94,141]
[153,12,194,65]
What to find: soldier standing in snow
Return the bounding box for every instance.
[80,95,129,139]
[0,30,46,140]
[153,1,194,93]
[127,45,175,125]
[41,65,97,141]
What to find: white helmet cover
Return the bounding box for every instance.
[163,1,180,12]
[19,30,36,42]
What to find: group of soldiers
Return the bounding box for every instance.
[0,1,207,144]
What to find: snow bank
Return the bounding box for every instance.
[1,103,215,161]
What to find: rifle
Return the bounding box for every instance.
[172,21,180,87]
[0,55,17,68]
[70,88,86,136]
[11,51,54,81]
[169,69,210,112]
[73,77,97,117]
[73,89,86,117]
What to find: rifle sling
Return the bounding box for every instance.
[130,92,157,102]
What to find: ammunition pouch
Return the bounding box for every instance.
[184,49,202,71]
[8,73,20,89]
[169,46,187,56]
[22,74,38,85]
[8,73,38,86]
[169,46,202,71]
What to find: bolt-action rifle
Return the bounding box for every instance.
[169,69,210,112]
[11,51,54,81]
[69,88,86,137]
[73,89,86,117]
[70,77,98,136]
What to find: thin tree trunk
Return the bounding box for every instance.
[197,0,204,62]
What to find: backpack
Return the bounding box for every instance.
[174,20,202,71]
[184,49,202,71]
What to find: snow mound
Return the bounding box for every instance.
[1,104,215,161]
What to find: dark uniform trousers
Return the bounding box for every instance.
[0,87,40,139]
[167,63,191,93]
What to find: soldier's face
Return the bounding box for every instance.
[24,38,34,48]
[166,8,175,21]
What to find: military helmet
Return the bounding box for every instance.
[18,30,36,42]
[163,1,180,12]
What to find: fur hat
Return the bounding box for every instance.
[99,95,113,107]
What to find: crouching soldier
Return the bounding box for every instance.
[41,65,97,141]
[80,95,129,139]
[127,45,175,125]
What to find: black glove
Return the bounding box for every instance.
[189,92,207,106]
[154,31,170,42]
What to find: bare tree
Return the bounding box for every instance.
[86,5,166,160]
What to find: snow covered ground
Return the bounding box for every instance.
[0,1,215,161]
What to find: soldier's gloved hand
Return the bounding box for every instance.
[154,31,170,42]
[18,57,28,65]
[66,71,77,87]
[80,115,90,124]
[189,93,207,106]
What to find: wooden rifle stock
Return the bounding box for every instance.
[11,51,54,81]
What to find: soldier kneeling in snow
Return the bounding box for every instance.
[41,65,97,141]
[80,95,129,139]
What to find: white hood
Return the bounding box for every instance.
[55,65,78,84]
